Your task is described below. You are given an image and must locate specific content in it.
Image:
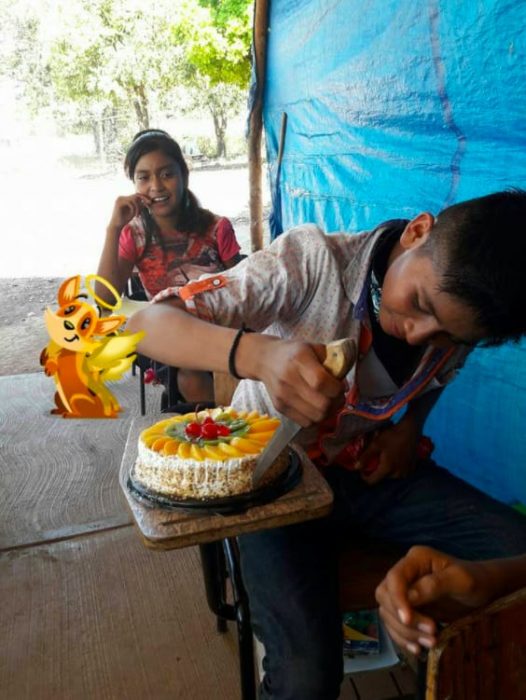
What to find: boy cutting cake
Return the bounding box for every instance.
[128,190,526,699]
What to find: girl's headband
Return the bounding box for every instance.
[132,129,171,143]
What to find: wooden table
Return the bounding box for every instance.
[120,416,334,550]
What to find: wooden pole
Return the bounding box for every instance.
[248,0,269,252]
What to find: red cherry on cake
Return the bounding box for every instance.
[201,422,219,439]
[202,416,215,425]
[185,422,202,438]
[216,424,231,436]
[143,368,157,384]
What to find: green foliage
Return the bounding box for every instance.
[198,0,253,32]
[44,0,186,131]
[176,0,252,89]
[0,0,54,112]
[173,0,252,156]
[1,0,253,157]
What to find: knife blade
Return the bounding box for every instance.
[252,338,357,486]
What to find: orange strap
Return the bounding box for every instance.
[179,274,228,301]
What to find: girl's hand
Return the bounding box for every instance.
[355,413,420,485]
[107,194,152,232]
[249,337,346,426]
[375,546,495,655]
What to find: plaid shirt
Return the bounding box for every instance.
[153,224,470,465]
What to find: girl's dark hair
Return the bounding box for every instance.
[124,129,215,259]
[429,188,526,345]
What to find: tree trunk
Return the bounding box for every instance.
[98,117,106,166]
[92,121,101,156]
[132,84,150,131]
[102,106,120,158]
[212,111,227,158]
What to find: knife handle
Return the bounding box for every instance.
[322,338,357,380]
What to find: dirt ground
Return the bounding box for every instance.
[0,277,62,376]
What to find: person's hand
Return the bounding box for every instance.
[107,194,152,232]
[375,545,496,655]
[355,413,420,485]
[253,338,346,426]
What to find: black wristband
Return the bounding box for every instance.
[228,325,252,380]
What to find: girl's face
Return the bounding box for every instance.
[133,149,185,220]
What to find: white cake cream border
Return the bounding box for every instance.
[132,409,290,501]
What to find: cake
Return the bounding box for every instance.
[132,407,289,501]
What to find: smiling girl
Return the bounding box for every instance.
[97,129,242,302]
[96,129,243,402]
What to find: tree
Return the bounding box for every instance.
[0,0,187,153]
[0,0,253,158]
[173,0,252,157]
[0,0,55,114]
[46,0,186,148]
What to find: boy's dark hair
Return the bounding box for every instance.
[429,189,526,346]
[124,129,215,259]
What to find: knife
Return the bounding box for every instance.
[252,338,357,486]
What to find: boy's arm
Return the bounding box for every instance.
[403,387,444,433]
[356,387,443,484]
[127,302,345,426]
[375,545,526,655]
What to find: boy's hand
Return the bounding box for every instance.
[355,413,420,485]
[108,194,152,232]
[255,338,346,427]
[375,545,495,655]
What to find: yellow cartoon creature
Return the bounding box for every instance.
[41,275,144,418]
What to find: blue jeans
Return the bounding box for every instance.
[237,461,526,700]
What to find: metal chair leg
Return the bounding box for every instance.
[139,364,146,416]
[217,614,228,633]
[199,541,235,630]
[167,366,180,407]
[199,539,257,700]
[223,537,256,700]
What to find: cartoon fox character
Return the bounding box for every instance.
[40,275,144,418]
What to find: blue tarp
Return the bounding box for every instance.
[262,0,526,504]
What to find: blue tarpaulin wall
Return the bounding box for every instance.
[262,0,526,504]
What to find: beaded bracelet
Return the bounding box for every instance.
[228,325,252,380]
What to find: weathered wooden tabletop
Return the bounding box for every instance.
[0,373,151,549]
[120,416,334,550]
[0,373,244,699]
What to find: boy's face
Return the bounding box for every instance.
[379,214,485,347]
